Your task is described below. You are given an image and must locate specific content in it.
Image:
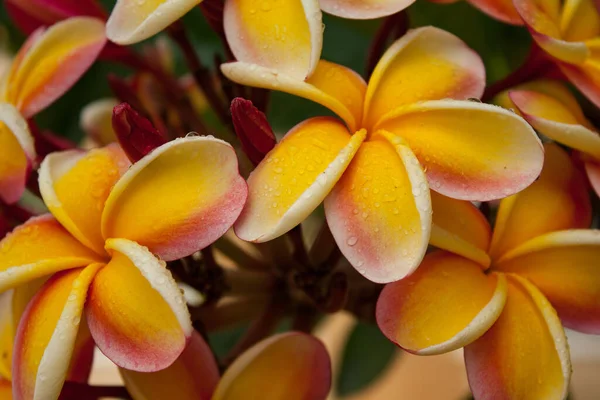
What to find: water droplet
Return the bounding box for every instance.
[347,236,358,246]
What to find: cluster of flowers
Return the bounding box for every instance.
[0,0,600,399]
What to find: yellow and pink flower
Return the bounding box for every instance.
[0,17,106,204]
[219,5,544,284]
[513,0,600,108]
[377,143,598,399]
[0,136,247,400]
[495,79,600,198]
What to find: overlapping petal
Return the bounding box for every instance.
[559,0,600,41]
[221,60,367,131]
[585,160,600,195]
[121,331,220,400]
[324,132,431,283]
[12,264,101,400]
[102,136,247,261]
[212,332,331,400]
[106,0,201,45]
[235,118,365,243]
[363,26,485,130]
[80,98,119,145]
[39,144,130,255]
[223,0,322,81]
[377,251,507,355]
[0,291,14,380]
[376,100,544,201]
[509,89,600,160]
[86,238,192,372]
[464,274,570,400]
[489,143,591,259]
[429,192,491,268]
[3,17,106,118]
[495,230,600,334]
[0,103,35,204]
[558,63,600,108]
[319,0,414,19]
[0,215,102,293]
[467,0,523,25]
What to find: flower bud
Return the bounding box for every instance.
[230,98,276,166]
[112,103,167,163]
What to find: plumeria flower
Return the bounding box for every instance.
[495,79,600,198]
[121,331,331,400]
[513,0,600,107]
[220,11,544,283]
[377,143,598,400]
[0,136,247,400]
[0,17,106,203]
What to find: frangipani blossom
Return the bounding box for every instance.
[0,137,247,400]
[513,0,600,107]
[377,143,598,399]
[495,79,600,198]
[122,331,331,400]
[0,17,106,203]
[221,24,543,284]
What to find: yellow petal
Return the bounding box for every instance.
[235,117,365,242]
[0,102,34,203]
[80,98,119,146]
[86,238,192,372]
[12,264,102,400]
[0,215,102,293]
[4,17,106,118]
[560,0,600,41]
[464,274,570,400]
[466,0,523,25]
[364,27,485,130]
[376,100,544,201]
[120,331,220,400]
[223,0,321,80]
[377,251,506,354]
[0,291,14,380]
[319,0,414,19]
[490,143,591,260]
[213,332,331,400]
[509,89,600,160]
[221,60,367,131]
[102,136,247,261]
[106,0,202,45]
[493,79,590,125]
[324,131,431,283]
[495,229,600,334]
[39,144,131,255]
[429,191,491,268]
[514,0,588,64]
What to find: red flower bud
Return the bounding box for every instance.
[230,98,276,166]
[112,103,167,163]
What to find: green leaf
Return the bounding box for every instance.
[336,321,398,396]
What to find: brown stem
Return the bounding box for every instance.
[59,382,131,400]
[222,293,287,367]
[365,11,408,79]
[110,48,209,135]
[288,225,310,267]
[482,43,558,101]
[168,22,232,128]
[308,222,341,272]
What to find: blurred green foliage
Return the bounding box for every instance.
[337,321,398,396]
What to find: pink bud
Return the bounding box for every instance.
[112,103,167,163]
[230,98,276,166]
